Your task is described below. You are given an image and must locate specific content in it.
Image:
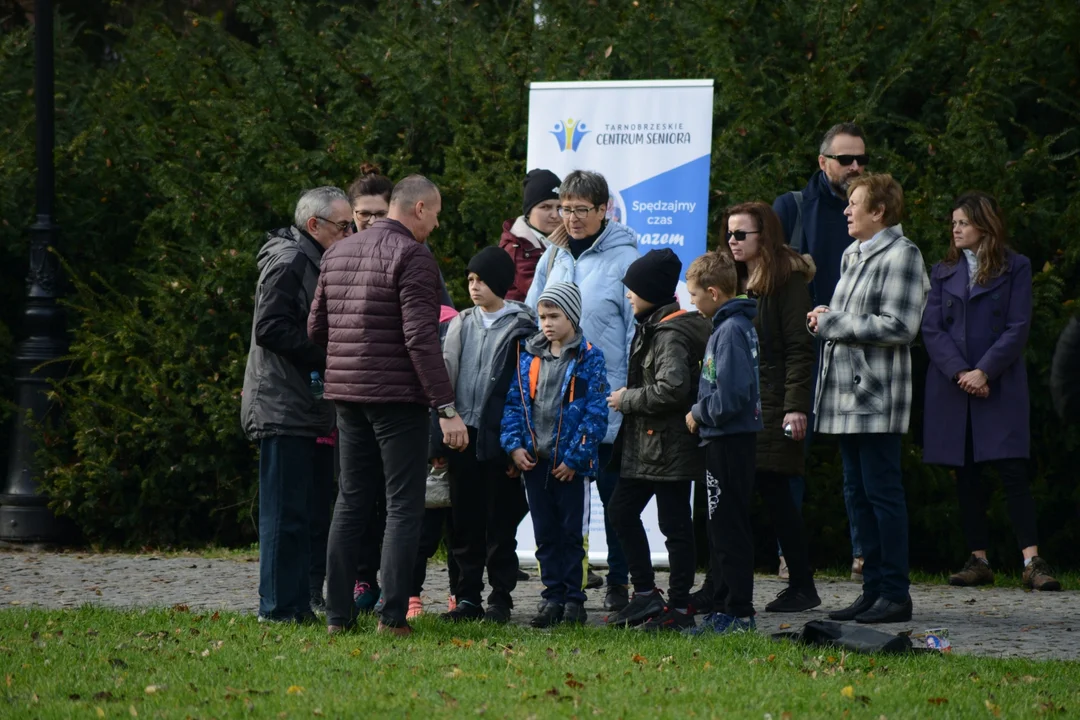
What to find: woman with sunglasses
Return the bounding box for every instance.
[921,191,1059,591]
[807,173,929,624]
[719,202,821,613]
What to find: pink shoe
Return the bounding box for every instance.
[447,595,457,612]
[407,596,424,620]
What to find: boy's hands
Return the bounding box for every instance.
[510,448,536,472]
[685,410,698,434]
[552,463,576,482]
[606,386,627,411]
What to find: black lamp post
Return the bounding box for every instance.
[0,0,67,542]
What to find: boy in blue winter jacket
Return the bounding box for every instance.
[684,251,763,635]
[501,281,609,628]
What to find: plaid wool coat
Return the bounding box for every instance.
[812,226,930,435]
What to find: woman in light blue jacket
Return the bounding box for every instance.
[526,170,640,611]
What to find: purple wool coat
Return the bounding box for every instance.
[921,251,1032,466]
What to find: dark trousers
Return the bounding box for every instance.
[609,476,695,608]
[354,490,386,586]
[413,507,458,597]
[326,401,428,628]
[523,460,590,605]
[757,471,814,588]
[596,443,629,585]
[258,435,332,619]
[838,433,909,603]
[957,422,1037,553]
[308,443,337,601]
[447,427,526,607]
[705,434,756,618]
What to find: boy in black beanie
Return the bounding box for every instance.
[605,249,712,630]
[433,245,537,623]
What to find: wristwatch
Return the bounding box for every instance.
[437,405,457,419]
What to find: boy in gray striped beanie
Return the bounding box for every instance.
[536,281,582,331]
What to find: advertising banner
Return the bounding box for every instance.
[516,79,715,568]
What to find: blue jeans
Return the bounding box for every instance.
[596,444,628,586]
[523,460,590,605]
[838,433,909,603]
[258,435,325,620]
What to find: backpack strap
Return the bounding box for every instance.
[528,356,541,400]
[790,190,805,254]
[660,309,687,323]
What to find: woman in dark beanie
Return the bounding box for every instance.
[922,191,1059,591]
[500,169,565,301]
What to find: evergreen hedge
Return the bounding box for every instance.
[0,0,1077,566]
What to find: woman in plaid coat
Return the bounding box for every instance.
[807,174,929,625]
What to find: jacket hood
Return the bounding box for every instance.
[258,225,322,273]
[503,216,548,250]
[788,251,817,283]
[525,328,583,358]
[711,296,758,327]
[547,220,638,256]
[460,300,536,329]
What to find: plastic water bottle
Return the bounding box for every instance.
[310,371,324,400]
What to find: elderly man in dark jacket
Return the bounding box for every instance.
[241,186,352,624]
[309,175,468,636]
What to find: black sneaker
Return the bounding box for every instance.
[485,603,512,624]
[530,600,564,628]
[689,584,714,615]
[603,583,630,612]
[440,599,485,622]
[640,607,696,632]
[765,585,822,613]
[605,589,665,627]
[563,601,587,625]
[585,569,605,590]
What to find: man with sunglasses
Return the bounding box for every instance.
[242,186,352,624]
[772,123,869,583]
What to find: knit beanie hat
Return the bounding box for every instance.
[537,281,582,329]
[622,248,682,305]
[522,169,563,217]
[467,246,517,299]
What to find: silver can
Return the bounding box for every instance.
[783,423,794,439]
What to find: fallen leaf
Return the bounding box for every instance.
[631,654,647,664]
[313,709,324,716]
[96,709,105,718]
[129,705,138,717]
[779,623,792,630]
[604,45,613,58]
[566,679,585,690]
[287,685,304,695]
[546,647,557,660]
[545,687,560,697]
[841,685,855,700]
[928,698,948,705]
[172,604,189,612]
[985,700,1001,717]
[144,685,161,694]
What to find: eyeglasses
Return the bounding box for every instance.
[558,205,599,219]
[317,216,352,234]
[824,154,870,167]
[354,210,388,221]
[725,229,761,242]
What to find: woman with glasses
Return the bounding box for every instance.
[807,173,929,624]
[525,169,640,613]
[922,191,1059,591]
[717,201,821,613]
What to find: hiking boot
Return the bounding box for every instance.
[765,585,822,613]
[586,569,605,590]
[682,612,756,636]
[353,581,381,614]
[563,601,588,625]
[778,556,790,581]
[440,599,485,622]
[485,603,512,624]
[850,557,864,582]
[603,583,630,612]
[376,621,413,637]
[688,585,714,615]
[640,607,696,633]
[530,601,565,629]
[605,589,665,627]
[949,555,994,587]
[1023,557,1061,591]
[406,596,424,620]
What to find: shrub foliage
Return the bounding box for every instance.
[0,0,1077,560]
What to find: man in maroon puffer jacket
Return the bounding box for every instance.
[309,174,469,636]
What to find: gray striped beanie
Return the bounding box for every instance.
[537,281,582,329]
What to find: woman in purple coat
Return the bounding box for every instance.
[922,191,1059,591]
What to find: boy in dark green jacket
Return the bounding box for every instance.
[605,249,711,631]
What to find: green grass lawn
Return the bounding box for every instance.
[2,607,1077,719]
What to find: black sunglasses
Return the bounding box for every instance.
[725,229,760,242]
[824,153,870,167]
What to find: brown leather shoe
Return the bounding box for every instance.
[376,621,414,637]
[850,557,864,582]
[948,555,994,587]
[1022,557,1061,591]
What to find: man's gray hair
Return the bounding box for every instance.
[819,122,866,155]
[390,174,439,208]
[294,186,348,228]
[559,170,609,207]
